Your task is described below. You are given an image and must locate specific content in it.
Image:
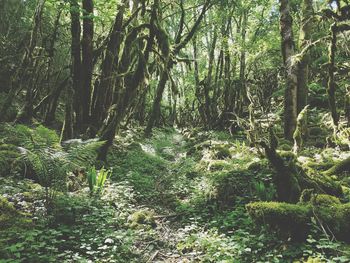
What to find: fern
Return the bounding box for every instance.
[0,144,21,176]
[66,140,105,170]
[0,124,105,197]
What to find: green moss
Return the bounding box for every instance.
[246,201,311,240]
[128,210,156,229]
[0,197,31,230]
[247,195,350,242]
[323,156,350,176]
[311,194,341,206]
[278,150,297,162]
[278,138,293,146]
[208,170,254,208]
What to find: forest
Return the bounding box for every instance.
[0,0,349,262]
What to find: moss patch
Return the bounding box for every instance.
[0,197,31,230]
[128,210,156,229]
[247,195,350,242]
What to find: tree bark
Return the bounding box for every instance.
[13,0,46,123]
[297,0,313,114]
[327,23,339,127]
[70,0,82,134]
[81,0,94,130]
[145,0,211,136]
[90,1,126,136]
[280,0,298,140]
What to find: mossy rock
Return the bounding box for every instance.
[208,170,253,208]
[304,257,324,263]
[304,160,334,172]
[247,196,350,242]
[186,140,212,159]
[307,174,343,197]
[311,194,341,206]
[128,210,156,229]
[247,159,271,172]
[246,201,311,241]
[0,197,31,230]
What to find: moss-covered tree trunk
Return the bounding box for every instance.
[145,0,211,136]
[90,1,126,136]
[297,0,313,114]
[327,23,339,127]
[280,0,298,140]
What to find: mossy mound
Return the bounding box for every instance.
[247,195,350,242]
[207,170,253,208]
[246,202,311,241]
[279,143,293,151]
[0,197,31,230]
[127,210,156,229]
[311,194,341,206]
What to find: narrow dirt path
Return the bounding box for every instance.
[133,130,196,262]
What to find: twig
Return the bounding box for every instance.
[147,250,159,262]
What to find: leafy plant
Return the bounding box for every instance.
[87,167,111,194]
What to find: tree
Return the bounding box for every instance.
[280,0,298,140]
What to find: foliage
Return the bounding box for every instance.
[253,180,277,201]
[87,166,111,194]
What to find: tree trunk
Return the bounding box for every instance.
[61,83,75,141]
[90,1,126,136]
[327,23,339,127]
[239,10,247,113]
[81,0,94,130]
[280,0,298,140]
[145,0,210,135]
[297,0,313,114]
[145,61,173,136]
[13,0,46,123]
[70,0,82,134]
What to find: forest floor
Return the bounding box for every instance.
[1,126,350,262]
